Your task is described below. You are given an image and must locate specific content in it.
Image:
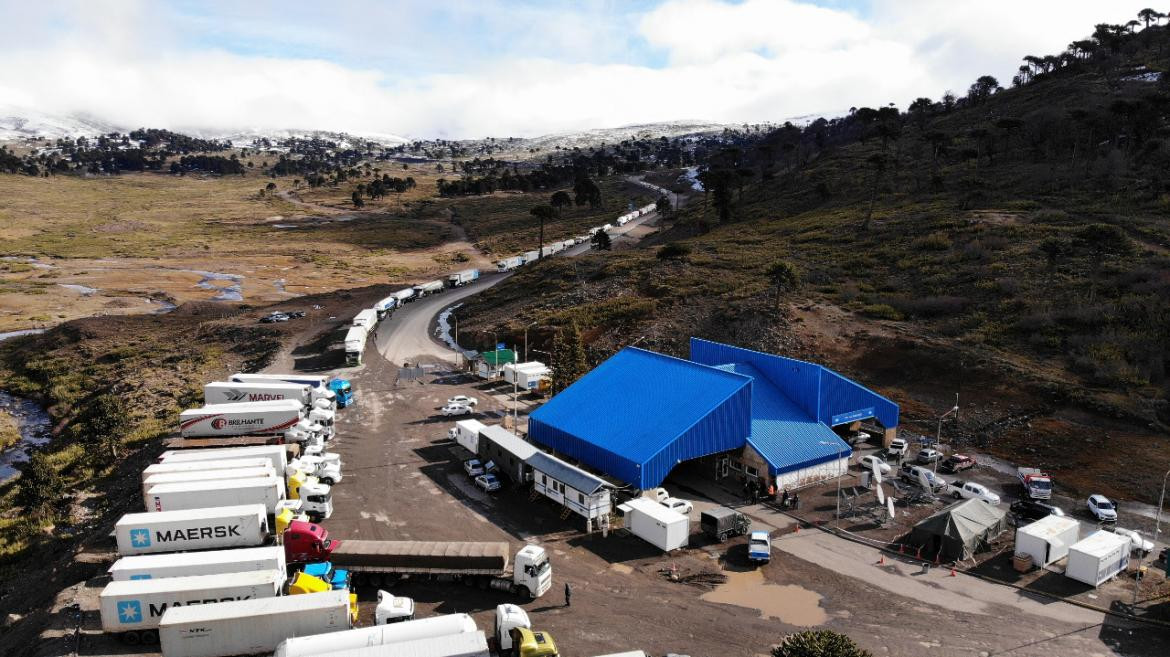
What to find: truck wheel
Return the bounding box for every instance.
[516,585,532,600]
[143,630,159,644]
[321,477,335,485]
[122,631,141,645]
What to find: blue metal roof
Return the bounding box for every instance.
[526,451,607,495]
[528,347,752,489]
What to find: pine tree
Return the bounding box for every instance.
[16,451,66,520]
[550,323,587,394]
[73,393,130,467]
[591,230,612,251]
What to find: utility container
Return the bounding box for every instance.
[160,444,290,475]
[159,589,352,657]
[179,400,305,438]
[621,498,689,552]
[1015,515,1080,568]
[115,505,268,555]
[1066,530,1130,587]
[345,325,368,366]
[305,631,490,657]
[109,546,287,581]
[353,308,378,329]
[99,569,282,640]
[449,419,486,454]
[145,477,283,514]
[275,613,477,657]
[142,467,280,506]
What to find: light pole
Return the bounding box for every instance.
[1134,467,1170,606]
[819,440,846,528]
[523,320,538,362]
[933,395,959,474]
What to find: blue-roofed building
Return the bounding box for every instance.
[527,338,899,492]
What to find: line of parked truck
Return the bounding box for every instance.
[494,201,660,273]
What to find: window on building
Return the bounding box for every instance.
[578,493,584,504]
[731,459,743,472]
[745,465,759,478]
[541,475,546,486]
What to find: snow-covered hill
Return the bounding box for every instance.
[0,106,122,141]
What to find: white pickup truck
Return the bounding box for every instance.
[945,480,1001,505]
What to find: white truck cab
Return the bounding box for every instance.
[375,590,416,624]
[290,455,343,485]
[308,408,335,439]
[513,545,552,599]
[494,603,531,652]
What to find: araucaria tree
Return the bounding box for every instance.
[550,323,587,394]
[530,205,556,259]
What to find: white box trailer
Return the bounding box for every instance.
[353,308,378,329]
[449,419,486,454]
[205,381,333,411]
[522,250,540,264]
[160,445,290,475]
[501,362,550,391]
[275,613,477,657]
[307,632,489,657]
[160,590,352,657]
[345,325,368,366]
[109,546,287,581]
[448,268,480,287]
[143,457,273,481]
[496,257,523,272]
[230,372,331,390]
[180,400,305,438]
[142,467,280,506]
[620,497,689,552]
[115,505,269,556]
[145,477,283,514]
[100,569,282,640]
[1066,530,1130,587]
[1015,515,1080,568]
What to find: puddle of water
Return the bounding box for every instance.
[274,279,287,293]
[700,568,828,626]
[682,166,705,191]
[272,224,298,229]
[1,256,54,269]
[146,298,178,314]
[436,303,464,350]
[58,283,98,295]
[182,269,246,301]
[0,328,46,341]
[0,390,53,482]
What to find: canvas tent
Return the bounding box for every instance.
[909,499,1008,561]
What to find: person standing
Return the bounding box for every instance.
[564,582,572,607]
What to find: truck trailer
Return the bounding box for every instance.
[448,268,480,287]
[142,457,273,481]
[522,250,540,264]
[274,613,477,657]
[345,325,368,366]
[158,589,352,657]
[141,467,280,506]
[115,505,269,556]
[392,288,416,304]
[160,444,290,475]
[353,308,378,329]
[228,372,354,409]
[100,569,283,643]
[109,546,287,582]
[496,257,523,272]
[145,477,284,514]
[204,380,335,412]
[328,541,552,599]
[179,400,306,439]
[303,632,490,657]
[414,280,445,296]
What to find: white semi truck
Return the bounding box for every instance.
[522,250,540,264]
[374,296,398,320]
[345,325,368,366]
[413,280,445,297]
[108,545,287,581]
[100,569,283,644]
[179,400,307,439]
[115,505,269,556]
[496,257,523,272]
[448,268,480,287]
[158,589,353,657]
[144,477,285,515]
[204,380,335,412]
[275,612,477,657]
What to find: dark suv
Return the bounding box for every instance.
[1009,499,1064,522]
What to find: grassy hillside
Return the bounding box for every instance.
[460,23,1170,502]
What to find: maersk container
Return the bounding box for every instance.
[145,477,283,514]
[100,569,282,640]
[115,505,269,556]
[160,445,290,475]
[621,498,689,552]
[179,400,305,438]
[159,590,351,657]
[298,631,489,657]
[109,546,286,582]
[274,613,477,657]
[142,467,280,506]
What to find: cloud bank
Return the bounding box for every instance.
[0,0,1155,139]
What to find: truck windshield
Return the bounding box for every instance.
[1033,480,1052,491]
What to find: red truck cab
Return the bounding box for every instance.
[284,519,335,563]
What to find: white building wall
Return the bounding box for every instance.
[775,456,849,492]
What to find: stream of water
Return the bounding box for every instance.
[0,331,53,483]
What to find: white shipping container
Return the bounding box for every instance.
[115,505,268,556]
[179,400,305,438]
[1014,515,1080,568]
[308,631,489,657]
[109,546,286,581]
[160,445,290,474]
[452,419,487,454]
[99,569,282,633]
[160,590,351,657]
[142,467,279,506]
[143,458,273,481]
[275,613,477,657]
[621,498,689,552]
[1066,530,1130,587]
[145,477,283,514]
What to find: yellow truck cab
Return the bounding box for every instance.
[288,572,358,623]
[510,627,558,657]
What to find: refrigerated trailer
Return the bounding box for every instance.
[345,325,368,366]
[159,445,290,475]
[496,257,523,272]
[115,505,269,556]
[353,308,378,329]
[142,457,273,480]
[204,381,335,411]
[108,546,287,581]
[179,400,305,438]
[141,467,280,506]
[302,631,490,657]
[99,569,283,643]
[274,613,477,657]
[145,477,283,514]
[159,590,352,657]
[448,268,480,287]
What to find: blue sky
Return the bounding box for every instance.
[0,1,1155,138]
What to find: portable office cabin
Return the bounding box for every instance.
[620,497,689,552]
[1015,515,1080,568]
[477,425,536,485]
[528,450,611,521]
[476,349,516,380]
[451,419,487,454]
[1066,530,1130,587]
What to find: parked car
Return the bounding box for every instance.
[857,454,892,474]
[660,497,693,515]
[474,473,502,493]
[463,458,485,478]
[946,480,1001,505]
[939,454,975,474]
[441,402,473,417]
[1087,494,1118,522]
[651,487,670,503]
[886,438,909,459]
[747,531,771,565]
[288,310,306,319]
[1111,527,1154,557]
[899,463,943,490]
[447,395,478,407]
[259,312,289,323]
[1010,499,1065,522]
[916,448,942,464]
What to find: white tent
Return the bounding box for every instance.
[1066,530,1130,587]
[1015,515,1080,567]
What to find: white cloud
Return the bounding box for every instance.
[0,0,1159,139]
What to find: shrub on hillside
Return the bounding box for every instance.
[772,630,873,657]
[656,243,691,259]
[892,295,969,318]
[861,304,903,320]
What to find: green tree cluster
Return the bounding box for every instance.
[550,323,587,394]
